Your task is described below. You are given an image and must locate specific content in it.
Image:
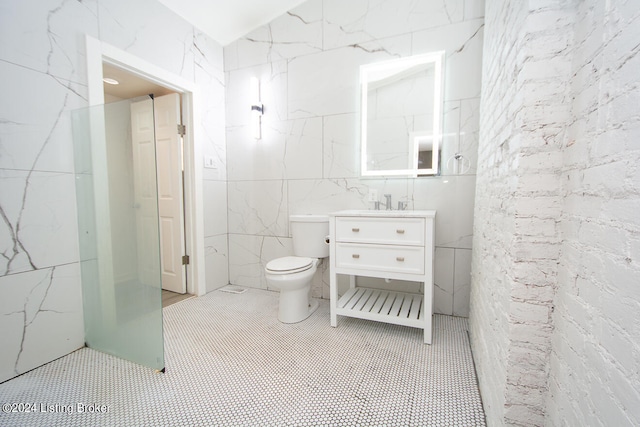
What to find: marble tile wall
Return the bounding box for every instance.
[224,0,484,316]
[0,0,226,382]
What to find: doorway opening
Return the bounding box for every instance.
[86,35,206,299]
[103,64,189,299]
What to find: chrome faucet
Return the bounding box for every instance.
[384,194,392,210]
[398,201,407,211]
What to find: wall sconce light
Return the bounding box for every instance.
[250,77,263,140]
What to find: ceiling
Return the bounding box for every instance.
[103,63,174,100]
[157,0,308,46]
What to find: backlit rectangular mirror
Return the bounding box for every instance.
[360,51,445,177]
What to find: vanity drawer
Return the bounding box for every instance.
[335,217,425,246]
[335,243,425,275]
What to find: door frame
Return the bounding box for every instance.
[86,35,206,297]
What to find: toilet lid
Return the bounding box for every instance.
[266,256,314,274]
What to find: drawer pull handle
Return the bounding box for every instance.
[352,228,360,232]
[396,229,405,234]
[396,257,405,262]
[352,254,360,259]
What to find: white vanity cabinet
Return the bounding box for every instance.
[329,210,436,344]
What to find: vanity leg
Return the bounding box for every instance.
[349,274,356,289]
[330,272,337,327]
[424,280,433,344]
[424,315,432,344]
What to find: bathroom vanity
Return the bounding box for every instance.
[329,210,436,344]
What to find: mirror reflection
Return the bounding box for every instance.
[361,52,445,177]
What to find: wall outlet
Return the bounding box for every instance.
[204,156,216,169]
[368,189,378,202]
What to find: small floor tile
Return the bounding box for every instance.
[0,289,486,426]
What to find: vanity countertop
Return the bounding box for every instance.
[330,209,436,218]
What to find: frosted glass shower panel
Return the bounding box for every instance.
[71,98,165,371]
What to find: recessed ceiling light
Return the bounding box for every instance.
[103,77,119,85]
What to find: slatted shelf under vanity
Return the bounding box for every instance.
[336,287,424,328]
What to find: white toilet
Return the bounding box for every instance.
[265,214,329,324]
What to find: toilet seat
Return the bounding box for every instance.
[265,256,314,275]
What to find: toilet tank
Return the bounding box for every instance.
[290,214,330,258]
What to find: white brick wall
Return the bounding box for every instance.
[469,0,528,423]
[471,0,640,426]
[547,0,640,425]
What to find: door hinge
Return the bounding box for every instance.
[182,255,190,265]
[177,124,186,136]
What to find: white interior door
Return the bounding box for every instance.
[131,95,186,294]
[153,93,187,294]
[130,99,161,286]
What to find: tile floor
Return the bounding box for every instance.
[0,288,486,426]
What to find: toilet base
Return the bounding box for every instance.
[278,291,319,324]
